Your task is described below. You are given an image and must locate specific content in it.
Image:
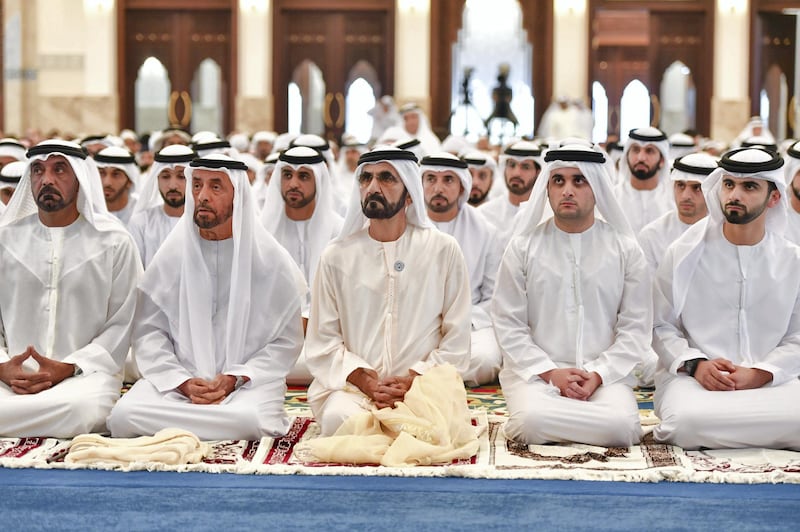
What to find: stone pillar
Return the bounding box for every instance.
[395,0,431,113]
[552,0,588,103]
[3,0,38,136]
[712,0,750,143]
[236,0,272,133]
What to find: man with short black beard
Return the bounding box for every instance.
[782,140,800,245]
[95,146,140,225]
[305,146,472,436]
[261,146,343,384]
[128,145,194,268]
[478,141,542,243]
[653,147,800,450]
[421,153,503,385]
[614,127,674,233]
[461,150,497,207]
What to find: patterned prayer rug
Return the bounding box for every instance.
[3,413,799,483]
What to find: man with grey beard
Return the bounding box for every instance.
[0,140,141,437]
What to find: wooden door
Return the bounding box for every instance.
[590,2,713,139]
[591,9,652,138]
[120,4,234,134]
[273,0,394,142]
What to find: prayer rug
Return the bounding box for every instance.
[2,413,798,484]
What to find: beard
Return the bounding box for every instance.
[103,185,129,204]
[362,188,408,219]
[721,197,770,225]
[792,182,800,203]
[160,189,186,208]
[630,165,660,181]
[506,176,535,197]
[426,194,457,214]
[193,201,233,229]
[468,186,490,206]
[281,188,315,209]
[35,185,72,212]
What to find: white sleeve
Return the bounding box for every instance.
[409,241,472,376]
[651,247,707,375]
[62,236,143,375]
[583,241,652,385]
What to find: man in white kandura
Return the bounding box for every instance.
[653,147,800,450]
[0,140,141,437]
[94,146,140,225]
[634,152,716,386]
[462,150,497,208]
[128,144,195,268]
[262,146,343,383]
[108,154,305,440]
[420,152,503,385]
[614,127,674,233]
[782,140,800,245]
[478,141,542,244]
[493,144,651,446]
[305,146,472,436]
[395,103,442,156]
[638,152,715,272]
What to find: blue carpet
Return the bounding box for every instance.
[2,468,799,531]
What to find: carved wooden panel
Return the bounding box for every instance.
[272,0,394,140]
[119,7,234,132]
[589,1,713,136]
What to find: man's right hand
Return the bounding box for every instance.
[347,367,409,409]
[178,377,228,405]
[0,347,53,395]
[539,368,598,400]
[693,358,736,391]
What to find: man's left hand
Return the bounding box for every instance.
[564,371,602,401]
[729,366,772,390]
[374,371,418,409]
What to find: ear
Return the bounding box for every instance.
[767,189,782,208]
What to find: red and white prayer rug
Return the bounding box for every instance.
[2,414,799,483]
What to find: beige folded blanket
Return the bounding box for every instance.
[65,428,209,466]
[297,364,479,467]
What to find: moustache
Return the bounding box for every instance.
[430,194,448,202]
[363,193,388,207]
[37,185,62,198]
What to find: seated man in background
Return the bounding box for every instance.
[420,152,503,385]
